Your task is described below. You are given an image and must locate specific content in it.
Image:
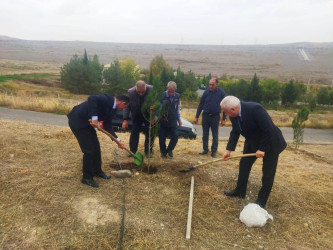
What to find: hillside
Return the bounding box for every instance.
[0,38,332,84]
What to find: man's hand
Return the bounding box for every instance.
[89,119,98,128]
[194,118,198,124]
[256,150,265,158]
[220,120,226,127]
[152,117,158,125]
[178,120,182,127]
[118,141,126,149]
[223,150,231,161]
[122,120,128,130]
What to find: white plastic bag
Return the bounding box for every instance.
[239,203,273,227]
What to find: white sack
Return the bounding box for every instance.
[239,203,273,227]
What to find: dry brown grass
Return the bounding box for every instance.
[0,80,85,115]
[1,119,332,249]
[181,108,333,129]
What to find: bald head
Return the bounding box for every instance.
[135,80,147,96]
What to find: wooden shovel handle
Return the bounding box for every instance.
[194,153,257,168]
[89,120,134,156]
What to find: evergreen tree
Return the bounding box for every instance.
[60,51,103,94]
[292,107,309,149]
[281,80,298,106]
[234,79,250,101]
[317,87,330,105]
[148,67,154,85]
[102,59,124,95]
[83,49,88,65]
[248,73,262,103]
[260,79,281,105]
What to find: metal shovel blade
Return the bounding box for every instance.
[179,165,195,173]
[133,152,144,166]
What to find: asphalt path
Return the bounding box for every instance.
[1,107,332,144]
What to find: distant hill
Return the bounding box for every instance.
[0,35,21,41]
[0,37,332,84]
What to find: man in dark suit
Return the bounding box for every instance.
[122,80,154,157]
[68,94,129,188]
[158,81,182,159]
[195,78,226,158]
[221,96,287,208]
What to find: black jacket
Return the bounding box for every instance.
[67,94,118,138]
[227,102,286,157]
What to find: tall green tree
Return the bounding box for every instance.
[248,73,262,103]
[317,87,330,105]
[150,55,170,78]
[60,50,103,94]
[102,59,124,95]
[83,49,88,65]
[260,79,281,105]
[119,58,140,88]
[281,80,298,106]
[234,79,250,101]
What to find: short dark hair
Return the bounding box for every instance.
[116,94,130,103]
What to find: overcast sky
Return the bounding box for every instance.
[1,0,332,45]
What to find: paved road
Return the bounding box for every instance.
[1,107,332,144]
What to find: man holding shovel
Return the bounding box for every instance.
[221,96,286,208]
[68,94,129,188]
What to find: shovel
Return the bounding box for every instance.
[179,153,257,173]
[94,123,144,167]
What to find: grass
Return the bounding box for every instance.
[0,74,57,82]
[0,120,332,249]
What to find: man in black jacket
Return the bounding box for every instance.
[159,81,182,158]
[68,94,129,188]
[195,78,226,158]
[221,96,286,208]
[122,80,154,157]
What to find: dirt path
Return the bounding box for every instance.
[1,106,332,143]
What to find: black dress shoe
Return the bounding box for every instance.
[211,152,217,158]
[168,151,173,158]
[97,172,111,179]
[199,150,208,155]
[161,153,167,158]
[224,189,245,199]
[81,178,99,188]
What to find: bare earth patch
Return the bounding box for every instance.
[74,197,120,226]
[0,119,332,249]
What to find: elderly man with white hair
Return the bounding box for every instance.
[158,81,182,158]
[220,96,286,208]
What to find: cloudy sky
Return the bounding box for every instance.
[1,0,332,45]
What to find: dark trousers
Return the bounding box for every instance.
[129,119,155,154]
[159,125,178,154]
[236,153,279,207]
[69,122,102,179]
[202,113,220,153]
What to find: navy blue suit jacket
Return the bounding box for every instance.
[67,94,118,138]
[227,102,286,157]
